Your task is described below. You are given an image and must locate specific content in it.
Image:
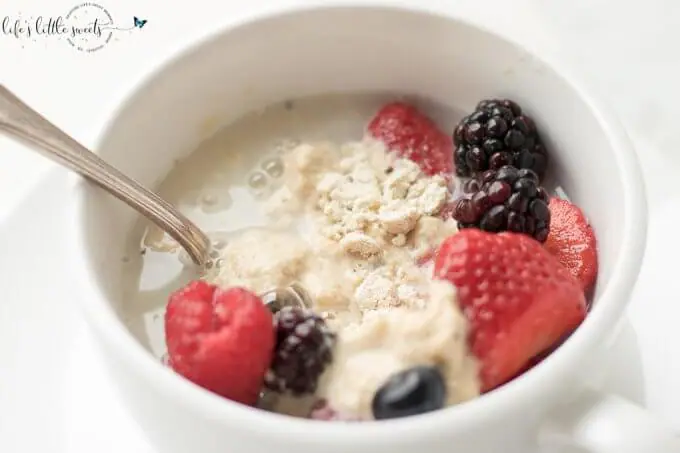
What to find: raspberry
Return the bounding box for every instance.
[452,165,551,242]
[164,281,275,405]
[264,307,336,395]
[453,99,548,180]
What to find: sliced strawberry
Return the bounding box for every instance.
[165,281,275,405]
[434,229,586,392]
[544,198,598,292]
[367,102,454,176]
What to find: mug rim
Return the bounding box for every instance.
[69,1,648,444]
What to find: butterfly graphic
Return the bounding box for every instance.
[133,16,147,29]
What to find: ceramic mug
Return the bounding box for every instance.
[70,4,676,453]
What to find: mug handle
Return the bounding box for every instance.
[539,388,680,452]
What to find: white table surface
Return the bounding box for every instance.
[2,0,680,450]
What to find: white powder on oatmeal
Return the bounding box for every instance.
[319,280,479,419]
[204,138,480,418]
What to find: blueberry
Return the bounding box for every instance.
[372,366,447,420]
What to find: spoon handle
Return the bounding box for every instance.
[0,85,211,267]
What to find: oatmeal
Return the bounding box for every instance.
[127,94,592,422]
[203,139,479,416]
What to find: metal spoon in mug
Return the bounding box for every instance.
[0,85,312,310]
[0,84,216,267]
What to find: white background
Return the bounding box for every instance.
[2,0,680,451]
[3,1,679,213]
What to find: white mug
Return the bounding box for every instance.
[70,3,677,452]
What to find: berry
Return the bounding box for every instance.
[372,366,447,420]
[453,99,548,180]
[367,102,454,176]
[309,399,362,421]
[544,197,598,292]
[502,347,554,386]
[265,307,336,395]
[438,201,458,221]
[452,165,551,242]
[433,229,586,392]
[164,281,275,405]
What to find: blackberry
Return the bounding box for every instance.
[264,307,336,395]
[452,165,551,242]
[453,99,548,180]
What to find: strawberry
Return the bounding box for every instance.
[164,280,275,405]
[433,229,586,392]
[504,347,554,386]
[367,102,454,176]
[544,198,598,292]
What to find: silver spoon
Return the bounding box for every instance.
[0,84,213,267]
[0,85,312,310]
